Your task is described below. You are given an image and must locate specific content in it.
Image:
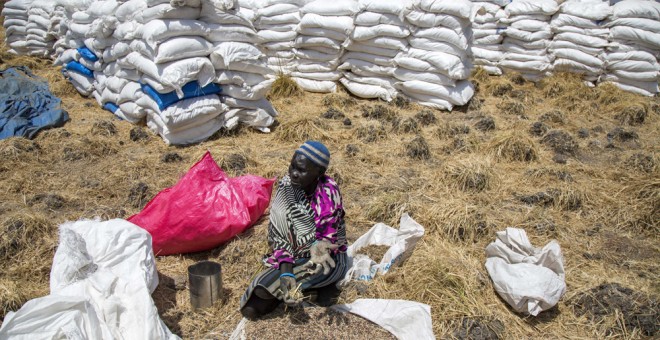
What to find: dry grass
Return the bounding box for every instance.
[444,157,495,193]
[1,30,659,339]
[268,73,303,100]
[488,129,538,162]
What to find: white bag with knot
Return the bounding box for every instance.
[340,213,424,285]
[485,227,566,316]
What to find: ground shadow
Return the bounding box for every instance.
[492,289,562,325]
[152,272,183,335]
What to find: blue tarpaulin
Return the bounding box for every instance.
[0,66,69,140]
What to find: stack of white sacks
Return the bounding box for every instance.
[599,0,660,96]
[22,0,64,58]
[339,0,411,101]
[122,0,224,142]
[291,0,358,93]
[252,0,305,74]
[6,0,277,144]
[2,0,36,55]
[549,0,611,85]
[395,0,475,110]
[470,0,509,76]
[56,0,116,100]
[500,0,558,81]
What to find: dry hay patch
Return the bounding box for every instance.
[355,122,388,143]
[449,317,504,340]
[276,117,331,143]
[624,152,657,174]
[405,135,431,160]
[436,121,471,139]
[444,157,495,193]
[241,305,395,340]
[571,283,659,337]
[517,186,586,212]
[474,116,496,132]
[391,117,419,134]
[615,179,660,234]
[414,109,438,125]
[321,93,357,109]
[0,213,55,319]
[0,137,41,160]
[267,73,303,100]
[488,130,538,162]
[361,104,399,125]
[426,201,490,243]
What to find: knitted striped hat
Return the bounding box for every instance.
[295,140,330,169]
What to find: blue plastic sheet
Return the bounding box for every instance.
[77,47,99,62]
[141,81,222,111]
[65,61,94,78]
[0,66,69,140]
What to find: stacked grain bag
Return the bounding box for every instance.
[54,0,120,100]
[293,0,358,93]
[122,1,228,143]
[2,0,36,55]
[500,0,558,81]
[23,0,63,58]
[549,0,611,85]
[253,0,306,74]
[599,0,660,96]
[397,0,475,110]
[210,41,278,132]
[470,0,509,75]
[339,0,411,101]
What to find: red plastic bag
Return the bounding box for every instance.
[128,151,275,256]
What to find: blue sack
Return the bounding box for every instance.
[65,61,94,78]
[103,102,120,114]
[0,66,69,140]
[141,81,222,111]
[77,46,99,62]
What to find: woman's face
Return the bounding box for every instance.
[289,153,321,192]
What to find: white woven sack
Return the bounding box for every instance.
[292,77,337,92]
[301,0,359,16]
[339,78,395,101]
[419,0,473,19]
[560,0,610,21]
[355,12,405,27]
[611,0,660,20]
[299,14,354,35]
[505,0,558,16]
[405,11,469,30]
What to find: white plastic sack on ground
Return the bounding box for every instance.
[330,299,435,340]
[50,218,159,295]
[0,295,112,339]
[485,227,566,316]
[341,213,424,284]
[0,218,178,340]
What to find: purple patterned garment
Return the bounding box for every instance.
[264,175,347,268]
[310,176,348,253]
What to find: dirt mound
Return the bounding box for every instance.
[241,306,395,340]
[571,283,659,337]
[452,318,503,340]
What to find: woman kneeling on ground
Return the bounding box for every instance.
[240,140,348,319]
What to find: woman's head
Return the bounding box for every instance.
[289,141,329,193]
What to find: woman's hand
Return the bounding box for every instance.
[279,263,297,301]
[302,240,339,275]
[280,274,296,298]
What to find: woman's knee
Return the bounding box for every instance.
[241,305,260,320]
[254,286,274,300]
